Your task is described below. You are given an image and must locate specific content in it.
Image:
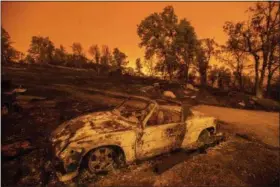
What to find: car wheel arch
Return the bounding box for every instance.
[182,124,216,148]
[79,144,126,171]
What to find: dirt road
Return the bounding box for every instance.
[192,105,279,148]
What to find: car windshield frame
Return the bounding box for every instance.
[113,97,154,124]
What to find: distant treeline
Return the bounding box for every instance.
[1,2,279,100]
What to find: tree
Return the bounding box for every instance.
[216,44,249,90]
[88,45,101,64]
[69,42,87,68]
[135,58,143,74]
[223,2,280,98]
[137,6,179,80]
[188,69,197,85]
[113,48,128,69]
[137,6,200,81]
[1,27,20,63]
[27,36,55,64]
[195,38,217,86]
[208,65,219,87]
[71,42,83,56]
[100,45,112,66]
[144,56,156,77]
[242,74,255,93]
[266,40,280,96]
[53,45,67,65]
[175,19,198,83]
[24,54,35,64]
[208,65,232,89]
[217,66,232,89]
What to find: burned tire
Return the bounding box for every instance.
[86,147,124,174]
[197,129,212,148]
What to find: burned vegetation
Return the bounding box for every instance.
[2,1,280,187]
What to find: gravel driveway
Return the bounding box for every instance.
[192,105,279,148]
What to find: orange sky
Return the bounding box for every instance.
[2,2,254,68]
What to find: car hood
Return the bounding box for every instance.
[50,111,135,155]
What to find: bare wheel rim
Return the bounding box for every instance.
[88,147,116,173]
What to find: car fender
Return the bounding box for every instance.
[181,116,216,149]
[60,130,138,174]
[81,130,138,163]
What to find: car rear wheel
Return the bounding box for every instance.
[197,129,212,148]
[87,147,123,174]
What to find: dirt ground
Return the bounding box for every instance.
[90,135,279,187]
[1,64,279,187]
[192,105,279,148]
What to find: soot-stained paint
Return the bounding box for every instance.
[49,98,217,182]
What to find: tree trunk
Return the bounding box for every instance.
[255,84,263,99]
[259,61,267,98]
[185,65,189,84]
[238,72,243,91]
[253,55,264,98]
[266,73,273,97]
[200,71,207,87]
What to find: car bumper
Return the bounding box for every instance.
[56,171,79,182]
[47,143,79,182]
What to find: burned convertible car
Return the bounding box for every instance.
[50,96,217,182]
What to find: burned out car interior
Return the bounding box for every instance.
[112,98,153,123]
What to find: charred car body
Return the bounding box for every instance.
[49,96,217,182]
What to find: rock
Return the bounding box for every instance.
[183,90,190,95]
[163,91,176,99]
[140,86,154,93]
[185,84,199,91]
[17,95,47,102]
[153,83,160,88]
[13,88,27,93]
[251,96,258,101]
[249,100,255,105]
[238,101,246,107]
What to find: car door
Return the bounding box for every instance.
[136,106,186,160]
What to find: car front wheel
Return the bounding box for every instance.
[87,147,123,174]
